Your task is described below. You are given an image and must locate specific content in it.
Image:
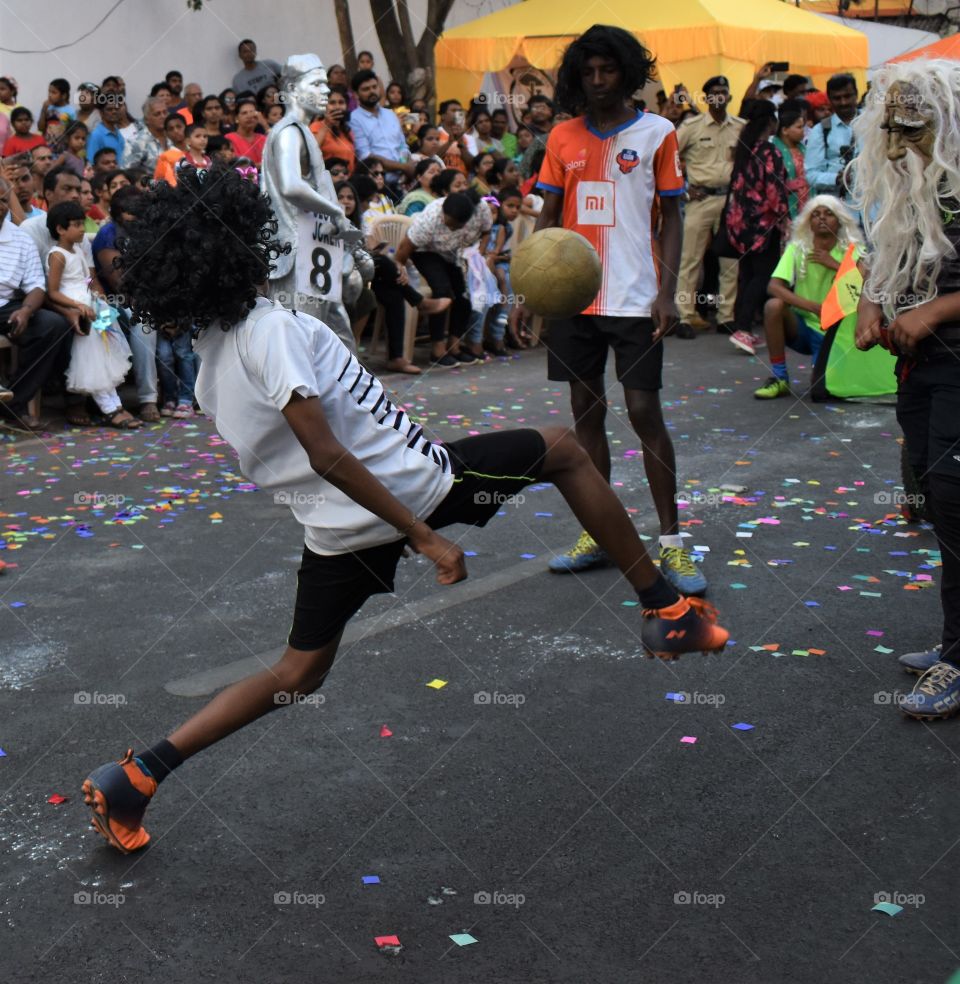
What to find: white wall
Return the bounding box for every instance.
[0,0,517,115]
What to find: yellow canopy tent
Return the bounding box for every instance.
[436,0,868,109]
[797,0,915,15]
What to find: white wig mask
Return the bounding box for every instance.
[849,59,960,319]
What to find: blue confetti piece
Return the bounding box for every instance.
[362,875,380,885]
[9,602,25,608]
[731,722,754,731]
[534,512,553,517]
[804,601,820,607]
[0,748,6,756]
[665,692,686,702]
[520,553,536,559]
[464,551,477,557]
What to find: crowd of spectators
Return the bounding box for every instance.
[0,38,865,431]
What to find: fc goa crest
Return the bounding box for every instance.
[615,148,640,174]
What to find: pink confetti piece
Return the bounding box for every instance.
[379,725,392,738]
[680,736,698,745]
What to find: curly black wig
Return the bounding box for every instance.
[554,24,655,116]
[117,163,288,331]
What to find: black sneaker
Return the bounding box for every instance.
[455,350,479,365]
[430,354,459,369]
[716,321,737,335]
[675,322,696,340]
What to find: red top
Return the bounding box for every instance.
[225,130,266,166]
[309,121,356,174]
[2,133,46,157]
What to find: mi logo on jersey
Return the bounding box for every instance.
[576,180,615,226]
[615,148,640,174]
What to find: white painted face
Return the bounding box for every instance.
[290,68,330,118]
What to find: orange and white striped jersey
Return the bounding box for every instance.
[536,111,684,318]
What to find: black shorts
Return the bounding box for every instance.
[287,428,548,650]
[546,314,662,391]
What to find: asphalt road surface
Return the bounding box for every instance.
[1,336,957,984]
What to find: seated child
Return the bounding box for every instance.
[44,201,140,428]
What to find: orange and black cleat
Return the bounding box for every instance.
[81,749,157,853]
[640,597,729,661]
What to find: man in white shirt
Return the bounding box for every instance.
[0,180,75,431]
[79,162,728,855]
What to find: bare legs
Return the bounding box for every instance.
[568,378,679,536]
[537,425,661,591]
[167,632,343,759]
[762,298,799,365]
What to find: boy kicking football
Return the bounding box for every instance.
[82,165,729,853]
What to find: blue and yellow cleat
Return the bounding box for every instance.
[548,531,609,574]
[898,644,941,676]
[900,661,960,720]
[660,546,708,596]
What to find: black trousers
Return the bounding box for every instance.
[897,357,960,665]
[0,299,78,415]
[370,255,422,360]
[734,232,781,332]
[411,251,470,343]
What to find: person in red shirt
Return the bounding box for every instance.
[2,108,47,157]
[225,98,265,166]
[310,87,355,174]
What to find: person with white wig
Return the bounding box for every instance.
[745,194,863,394]
[853,59,960,719]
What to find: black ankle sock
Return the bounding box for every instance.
[137,739,184,784]
[638,576,682,611]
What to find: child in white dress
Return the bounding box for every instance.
[44,202,140,429]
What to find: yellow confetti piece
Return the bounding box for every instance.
[425,679,447,689]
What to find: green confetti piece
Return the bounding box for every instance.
[875,645,894,654]
[860,591,882,597]
[791,649,810,656]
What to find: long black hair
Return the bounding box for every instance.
[118,164,287,330]
[732,99,778,177]
[554,24,655,116]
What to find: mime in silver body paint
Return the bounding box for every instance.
[261,53,373,352]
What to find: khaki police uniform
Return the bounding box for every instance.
[675,111,744,325]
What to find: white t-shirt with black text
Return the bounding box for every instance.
[193,298,454,555]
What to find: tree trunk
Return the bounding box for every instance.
[365,0,458,111]
[334,0,359,76]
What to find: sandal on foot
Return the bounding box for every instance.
[104,409,142,430]
[139,402,161,422]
